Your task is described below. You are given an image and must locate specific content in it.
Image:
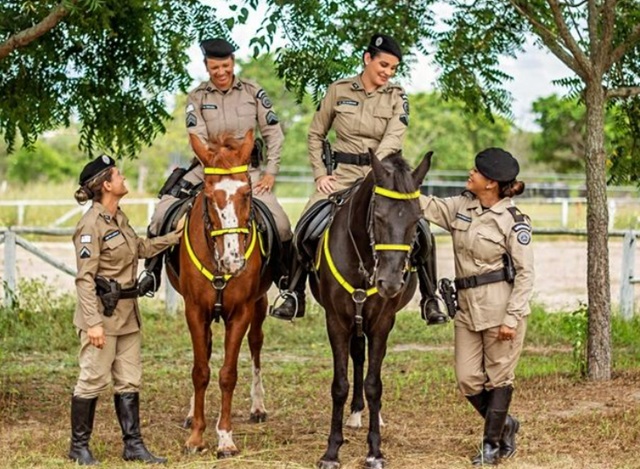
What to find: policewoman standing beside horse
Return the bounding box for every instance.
[271,33,446,325]
[69,155,184,466]
[421,148,534,466]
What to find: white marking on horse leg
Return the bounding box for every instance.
[213,179,248,271]
[345,410,362,429]
[250,363,267,415]
[216,415,237,453]
[379,412,385,427]
[187,393,195,420]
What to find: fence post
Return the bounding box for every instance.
[561,199,569,228]
[3,229,17,307]
[608,199,617,231]
[619,230,635,319]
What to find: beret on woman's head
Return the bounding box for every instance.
[475,148,519,183]
[79,154,115,185]
[368,33,403,61]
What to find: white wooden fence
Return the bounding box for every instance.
[1,226,639,317]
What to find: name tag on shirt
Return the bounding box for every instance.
[103,230,121,242]
[337,99,359,106]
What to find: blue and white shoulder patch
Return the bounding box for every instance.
[516,230,532,246]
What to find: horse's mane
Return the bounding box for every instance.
[375,151,415,193]
[205,133,246,169]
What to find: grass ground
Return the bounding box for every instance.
[1,282,640,469]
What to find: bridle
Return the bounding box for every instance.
[348,184,420,288]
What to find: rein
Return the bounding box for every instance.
[319,184,420,336]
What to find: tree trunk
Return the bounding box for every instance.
[584,83,611,381]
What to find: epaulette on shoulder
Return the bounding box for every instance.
[461,190,476,199]
[507,206,528,223]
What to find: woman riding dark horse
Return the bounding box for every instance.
[167,130,272,457]
[312,150,432,469]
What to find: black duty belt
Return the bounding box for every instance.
[334,152,371,166]
[455,269,508,290]
[120,286,140,299]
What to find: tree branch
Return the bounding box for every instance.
[509,0,585,79]
[595,0,617,73]
[0,2,73,61]
[548,0,593,77]
[607,23,640,69]
[606,86,640,99]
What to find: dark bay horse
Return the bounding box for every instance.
[311,150,432,469]
[167,130,272,457]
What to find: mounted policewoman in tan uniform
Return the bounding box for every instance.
[140,37,292,295]
[69,155,183,466]
[271,33,446,325]
[421,148,534,466]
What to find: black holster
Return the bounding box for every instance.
[322,139,335,175]
[438,278,458,319]
[95,276,121,317]
[250,138,265,168]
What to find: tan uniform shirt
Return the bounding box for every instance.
[420,193,534,331]
[307,74,409,180]
[185,76,284,175]
[73,202,181,335]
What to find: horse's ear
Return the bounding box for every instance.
[369,148,388,183]
[239,129,254,164]
[189,134,210,165]
[413,151,433,187]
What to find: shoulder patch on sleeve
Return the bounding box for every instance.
[186,113,197,128]
[79,246,91,259]
[80,234,92,244]
[512,222,531,233]
[265,110,279,125]
[455,212,472,223]
[516,230,532,246]
[185,103,195,113]
[399,114,409,126]
[256,89,273,109]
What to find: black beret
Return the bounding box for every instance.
[368,33,403,61]
[475,148,520,183]
[200,38,236,58]
[79,154,115,185]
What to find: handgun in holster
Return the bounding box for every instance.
[502,253,516,283]
[322,139,335,176]
[250,138,265,168]
[158,159,200,199]
[94,275,121,317]
[438,278,458,319]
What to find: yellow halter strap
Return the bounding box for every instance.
[184,216,258,282]
[203,165,249,175]
[209,227,250,237]
[371,185,420,252]
[319,227,378,297]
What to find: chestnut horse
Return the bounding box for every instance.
[311,150,432,469]
[167,130,272,457]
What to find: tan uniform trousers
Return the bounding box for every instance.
[73,330,142,399]
[304,162,370,212]
[149,165,292,241]
[454,318,527,396]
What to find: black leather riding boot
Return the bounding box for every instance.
[114,393,167,464]
[471,386,513,466]
[415,220,447,325]
[467,387,519,460]
[138,255,163,297]
[68,395,99,466]
[270,245,306,320]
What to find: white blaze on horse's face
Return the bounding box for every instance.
[213,178,249,272]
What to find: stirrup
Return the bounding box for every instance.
[137,270,157,298]
[268,290,298,322]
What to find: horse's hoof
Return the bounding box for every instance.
[365,457,387,469]
[183,445,205,455]
[182,416,192,429]
[217,448,240,459]
[317,460,341,469]
[249,411,268,423]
